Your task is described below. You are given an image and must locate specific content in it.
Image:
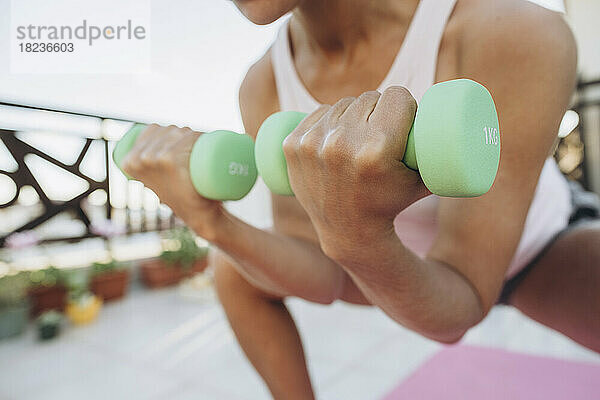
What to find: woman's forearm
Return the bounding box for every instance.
[331,232,484,343]
[193,210,345,304]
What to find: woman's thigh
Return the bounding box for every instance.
[508,220,600,352]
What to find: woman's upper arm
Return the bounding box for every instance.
[428,3,577,313]
[238,49,280,138]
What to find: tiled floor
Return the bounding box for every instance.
[1,280,599,400]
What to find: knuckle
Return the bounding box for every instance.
[330,97,355,114]
[357,90,381,103]
[355,148,386,177]
[327,99,353,124]
[144,124,162,137]
[165,125,180,137]
[282,136,297,158]
[138,153,154,167]
[404,95,418,115]
[301,105,331,130]
[156,154,174,169]
[320,130,346,164]
[383,86,416,112]
[315,104,331,114]
[383,85,411,97]
[298,135,319,156]
[166,125,181,135]
[335,96,355,109]
[121,157,139,175]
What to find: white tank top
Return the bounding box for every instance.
[270,0,572,277]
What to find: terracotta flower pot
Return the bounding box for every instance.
[140,258,208,289]
[28,285,67,316]
[90,269,130,302]
[189,258,209,275]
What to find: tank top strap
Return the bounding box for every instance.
[271,0,457,110]
[379,0,457,101]
[271,20,320,113]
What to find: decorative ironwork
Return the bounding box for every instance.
[0,103,177,247]
[0,129,110,246]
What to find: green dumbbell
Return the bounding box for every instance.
[113,125,257,200]
[255,79,501,198]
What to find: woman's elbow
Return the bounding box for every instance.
[423,303,485,344]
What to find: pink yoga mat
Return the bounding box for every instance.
[384,345,600,400]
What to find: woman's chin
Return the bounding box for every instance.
[233,0,298,25]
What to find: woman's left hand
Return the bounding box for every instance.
[282,86,429,260]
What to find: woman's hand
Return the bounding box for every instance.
[120,124,225,240]
[282,87,429,260]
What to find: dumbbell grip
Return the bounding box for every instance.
[112,123,147,178]
[287,113,419,170]
[112,124,258,201]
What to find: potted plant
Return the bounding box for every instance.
[37,310,62,340]
[27,266,67,316]
[140,228,209,289]
[89,260,130,302]
[0,271,30,340]
[62,268,102,325]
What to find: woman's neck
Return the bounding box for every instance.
[292,0,420,56]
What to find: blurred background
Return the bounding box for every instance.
[0,1,598,399]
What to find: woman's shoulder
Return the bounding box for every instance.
[447,0,576,92]
[454,0,568,27]
[453,0,575,63]
[239,49,280,138]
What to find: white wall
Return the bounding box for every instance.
[566,0,600,78]
[0,0,283,132]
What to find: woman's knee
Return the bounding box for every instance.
[213,251,249,293]
[212,250,283,302]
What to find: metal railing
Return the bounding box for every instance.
[0,104,177,247]
[1,76,599,247]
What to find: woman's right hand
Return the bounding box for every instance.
[121,124,225,240]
